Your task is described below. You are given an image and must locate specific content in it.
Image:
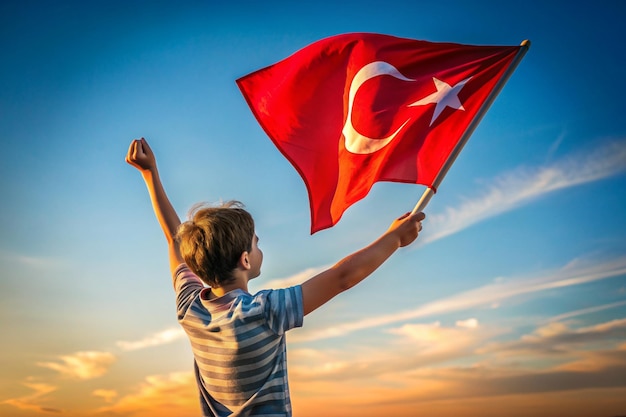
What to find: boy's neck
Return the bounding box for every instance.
[211,275,249,298]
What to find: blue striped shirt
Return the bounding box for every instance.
[174,264,304,416]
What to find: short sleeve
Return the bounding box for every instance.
[173,264,204,320]
[261,286,304,335]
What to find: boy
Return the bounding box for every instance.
[126,137,425,416]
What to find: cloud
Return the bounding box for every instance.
[370,358,626,409]
[291,320,496,382]
[380,320,494,370]
[37,351,116,380]
[0,250,67,270]
[97,372,199,417]
[288,318,626,416]
[292,256,626,342]
[388,320,481,354]
[116,327,186,351]
[421,139,626,244]
[288,318,626,417]
[481,318,626,355]
[546,300,626,323]
[546,130,566,160]
[1,380,62,413]
[472,318,626,377]
[456,318,479,328]
[260,265,330,289]
[92,389,118,403]
[428,346,626,396]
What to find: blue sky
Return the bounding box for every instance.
[1,1,625,416]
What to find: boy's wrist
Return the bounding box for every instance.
[379,230,402,253]
[140,166,159,179]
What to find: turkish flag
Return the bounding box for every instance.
[237,33,521,233]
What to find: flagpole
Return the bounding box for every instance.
[411,40,531,215]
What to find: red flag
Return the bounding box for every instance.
[237,33,521,233]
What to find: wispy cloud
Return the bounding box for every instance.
[37,351,116,380]
[258,265,330,290]
[1,379,61,413]
[0,250,67,270]
[421,139,626,244]
[290,319,493,383]
[293,256,626,342]
[545,130,567,160]
[96,372,198,417]
[368,356,626,413]
[116,327,186,351]
[546,300,626,323]
[92,389,118,403]
[481,318,626,355]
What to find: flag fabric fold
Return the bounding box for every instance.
[237,33,521,233]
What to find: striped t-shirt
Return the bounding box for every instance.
[174,264,304,417]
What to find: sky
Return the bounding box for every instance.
[1,1,626,416]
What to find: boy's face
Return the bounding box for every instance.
[248,234,263,279]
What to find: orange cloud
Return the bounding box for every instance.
[287,315,626,416]
[290,357,626,417]
[116,328,185,351]
[388,319,481,354]
[37,351,116,380]
[481,316,626,356]
[1,379,62,414]
[92,389,118,403]
[258,265,329,290]
[96,372,199,417]
[290,320,497,383]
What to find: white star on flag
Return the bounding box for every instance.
[410,76,472,126]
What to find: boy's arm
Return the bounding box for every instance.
[300,211,425,316]
[125,138,184,277]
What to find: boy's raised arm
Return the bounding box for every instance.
[126,138,184,276]
[300,211,425,316]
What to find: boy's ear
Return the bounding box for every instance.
[239,251,251,270]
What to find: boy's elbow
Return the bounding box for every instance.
[333,250,386,293]
[336,271,354,293]
[164,227,179,246]
[334,263,365,293]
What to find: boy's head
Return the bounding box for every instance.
[177,201,257,287]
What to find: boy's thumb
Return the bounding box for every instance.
[397,212,411,221]
[412,211,426,222]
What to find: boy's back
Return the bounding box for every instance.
[175,264,303,416]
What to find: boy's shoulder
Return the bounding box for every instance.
[215,286,304,334]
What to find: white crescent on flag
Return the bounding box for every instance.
[342,61,413,154]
